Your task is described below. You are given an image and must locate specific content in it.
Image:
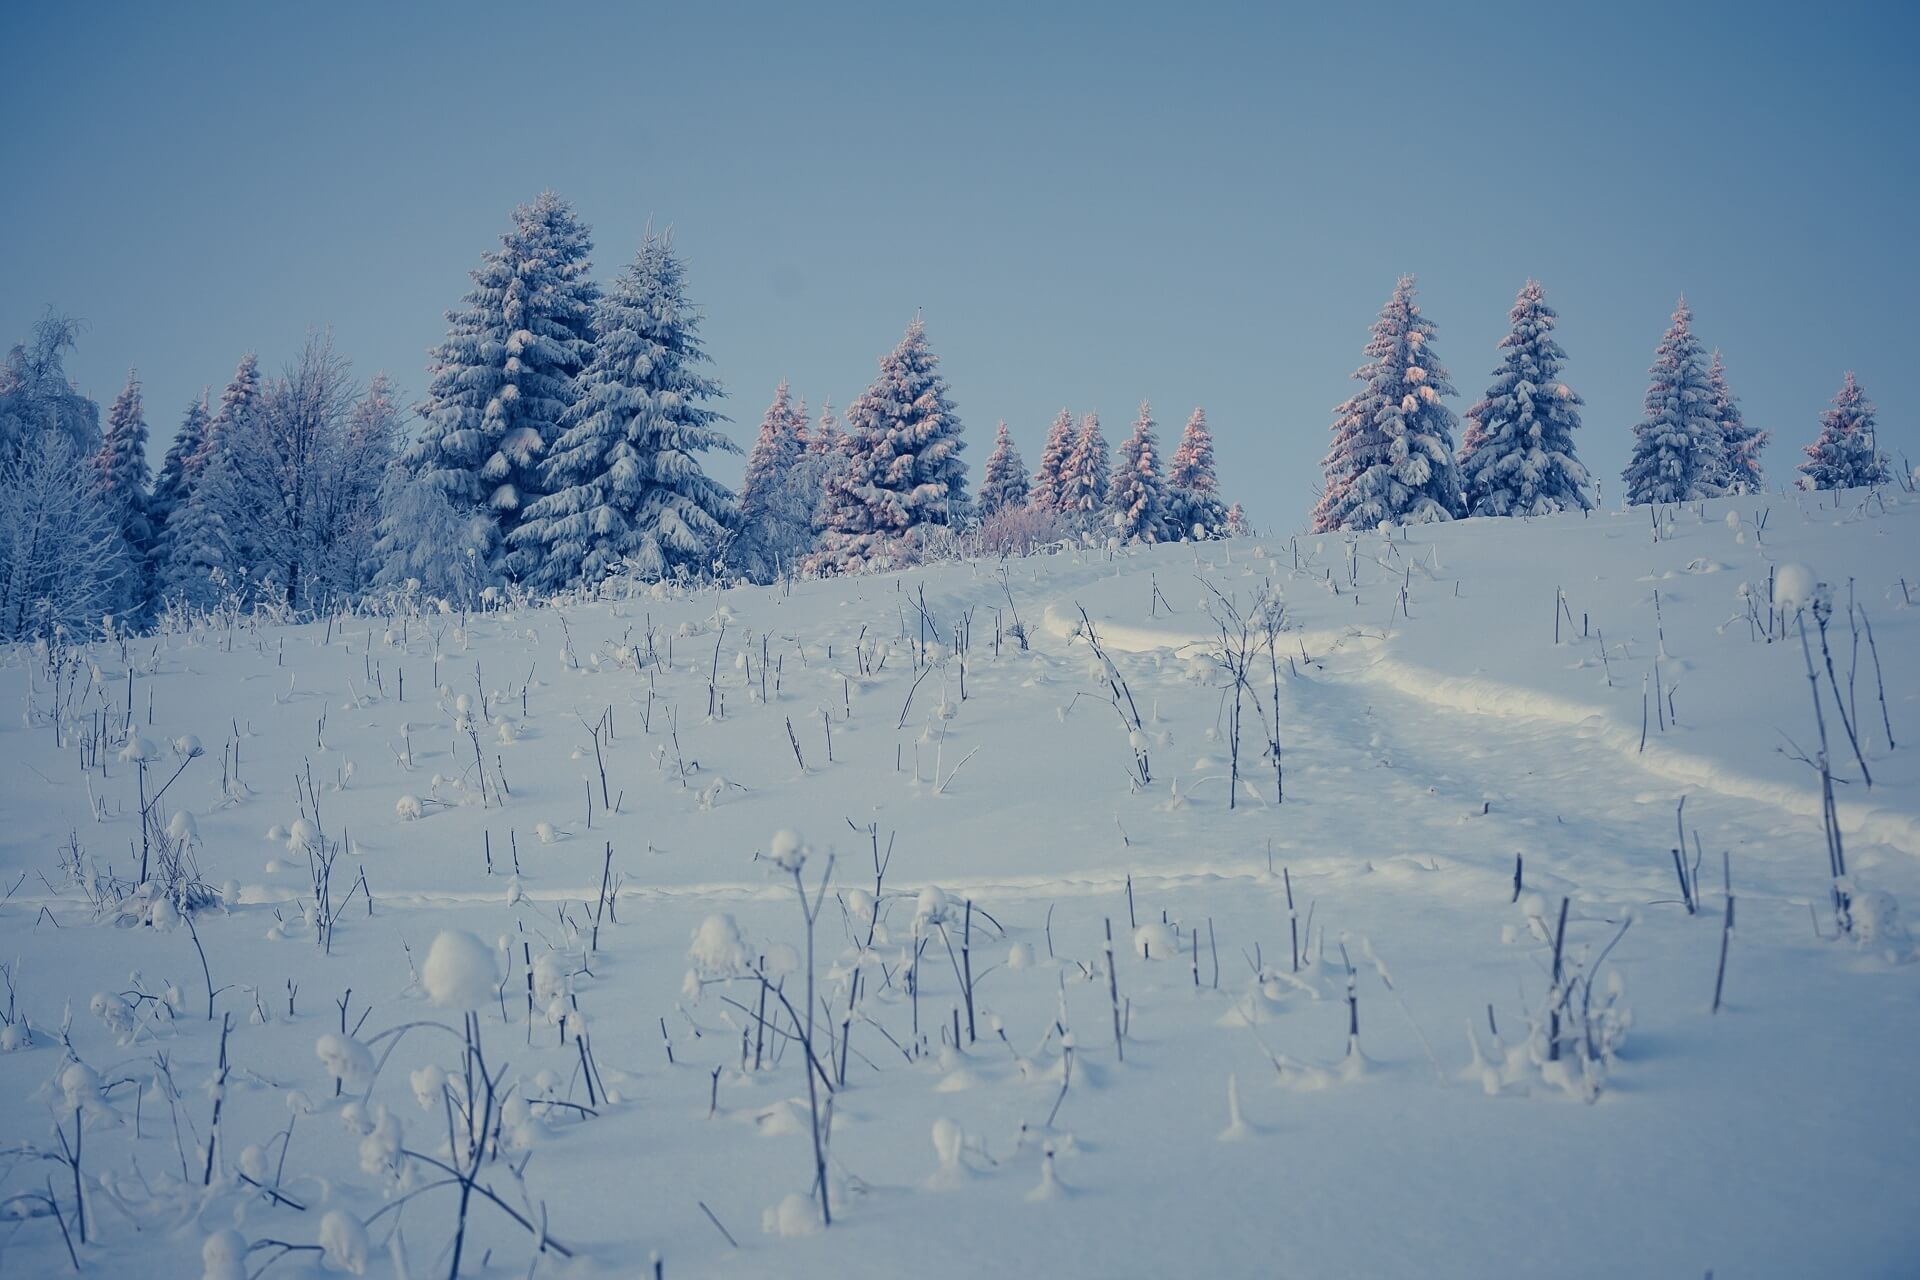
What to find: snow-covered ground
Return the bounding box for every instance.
[2,486,1916,1278]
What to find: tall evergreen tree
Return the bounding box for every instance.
[156,460,235,608]
[1029,408,1076,514]
[1622,297,1722,505]
[807,400,842,459]
[804,400,845,538]
[149,393,209,537]
[1800,372,1890,491]
[813,318,969,571]
[977,421,1030,515]
[1708,350,1767,493]
[1458,281,1593,517]
[1166,407,1227,537]
[159,353,262,607]
[390,192,596,583]
[93,369,155,598]
[1059,412,1109,530]
[727,381,810,581]
[193,352,262,482]
[1106,401,1169,542]
[1311,276,1465,532]
[789,395,811,452]
[512,233,735,588]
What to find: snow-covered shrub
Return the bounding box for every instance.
[316,1032,374,1091]
[973,502,1070,559]
[421,930,499,1009]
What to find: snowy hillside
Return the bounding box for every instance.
[2,487,1916,1279]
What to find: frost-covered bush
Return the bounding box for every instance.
[973,502,1070,559]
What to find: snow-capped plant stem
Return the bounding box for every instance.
[202,1011,231,1185]
[1713,851,1735,1014]
[1284,867,1299,973]
[1547,898,1569,1063]
[1671,798,1698,915]
[1813,600,1872,787]
[185,907,222,1019]
[1858,607,1895,750]
[1796,613,1851,935]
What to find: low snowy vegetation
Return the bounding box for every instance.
[0,480,1913,1276]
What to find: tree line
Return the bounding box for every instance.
[0,191,1243,640]
[1312,275,1894,532]
[1,209,1898,642]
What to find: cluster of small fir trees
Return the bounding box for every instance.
[1310,275,1898,531]
[1018,403,1233,543]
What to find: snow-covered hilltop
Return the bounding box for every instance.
[0,487,1914,1278]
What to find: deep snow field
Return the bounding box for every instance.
[2,488,1917,1279]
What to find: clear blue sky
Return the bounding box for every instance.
[4,0,1914,524]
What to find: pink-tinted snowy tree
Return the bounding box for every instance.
[1799,372,1890,491]
[1106,401,1169,542]
[1166,407,1227,537]
[978,421,1030,515]
[811,318,969,572]
[1028,408,1076,514]
[1058,411,1109,531]
[1312,275,1465,532]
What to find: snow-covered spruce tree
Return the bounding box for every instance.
[1707,350,1767,493]
[148,394,208,547]
[0,433,130,641]
[93,368,155,611]
[726,381,810,582]
[1106,401,1169,542]
[977,421,1030,515]
[1799,372,1890,491]
[1224,502,1251,537]
[194,351,262,480]
[1059,411,1109,531]
[1166,406,1227,537]
[155,458,235,610]
[1457,281,1593,517]
[512,233,736,588]
[808,400,842,459]
[1311,275,1465,532]
[792,398,842,541]
[1028,408,1076,514]
[388,191,596,585]
[1621,297,1722,505]
[811,318,969,572]
[158,353,261,608]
